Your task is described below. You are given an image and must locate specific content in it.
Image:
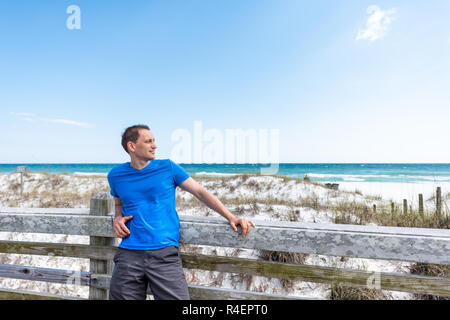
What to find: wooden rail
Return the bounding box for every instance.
[0,193,449,300]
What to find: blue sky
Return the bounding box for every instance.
[1,1,449,163]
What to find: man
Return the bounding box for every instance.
[107,124,256,300]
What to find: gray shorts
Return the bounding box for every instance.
[109,245,190,300]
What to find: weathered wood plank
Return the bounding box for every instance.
[0,240,117,260]
[1,212,449,264]
[0,264,90,286]
[0,288,84,300]
[181,253,450,297]
[181,215,450,237]
[0,207,89,215]
[0,213,113,237]
[179,216,450,265]
[187,284,315,300]
[89,274,313,300]
[89,273,111,290]
[1,242,448,296]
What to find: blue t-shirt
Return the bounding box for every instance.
[107,159,190,250]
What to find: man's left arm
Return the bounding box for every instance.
[178,177,256,237]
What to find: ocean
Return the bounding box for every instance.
[0,163,449,184]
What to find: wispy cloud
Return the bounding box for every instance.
[9,111,35,117]
[9,112,94,128]
[39,117,93,127]
[356,5,397,42]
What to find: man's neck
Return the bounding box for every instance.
[130,158,151,170]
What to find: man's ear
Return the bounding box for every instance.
[127,141,135,153]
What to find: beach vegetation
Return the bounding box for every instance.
[329,283,390,300]
[4,172,447,229]
[8,181,21,193]
[258,249,309,294]
[1,172,109,208]
[407,263,449,300]
[259,250,309,265]
[174,174,450,229]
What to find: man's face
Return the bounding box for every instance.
[129,129,157,161]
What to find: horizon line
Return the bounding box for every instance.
[0,162,449,165]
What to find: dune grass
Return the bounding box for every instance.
[176,175,449,229]
[329,283,390,300]
[407,263,450,300]
[3,172,109,207]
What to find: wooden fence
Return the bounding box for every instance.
[0,192,449,300]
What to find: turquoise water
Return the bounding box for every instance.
[0,163,449,183]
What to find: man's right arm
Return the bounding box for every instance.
[113,197,133,238]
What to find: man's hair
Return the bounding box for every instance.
[121,124,150,154]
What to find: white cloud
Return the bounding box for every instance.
[38,117,94,128]
[9,111,35,117]
[9,111,94,128]
[356,5,397,42]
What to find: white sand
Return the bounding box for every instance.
[338,181,450,208]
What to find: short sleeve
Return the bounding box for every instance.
[169,159,190,186]
[107,173,118,198]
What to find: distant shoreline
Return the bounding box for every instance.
[1,163,449,184]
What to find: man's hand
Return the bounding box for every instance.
[229,217,256,238]
[113,215,133,238]
[179,178,256,238]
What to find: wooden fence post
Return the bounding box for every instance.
[89,192,114,300]
[16,166,26,195]
[403,199,407,215]
[418,194,424,216]
[436,187,442,223]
